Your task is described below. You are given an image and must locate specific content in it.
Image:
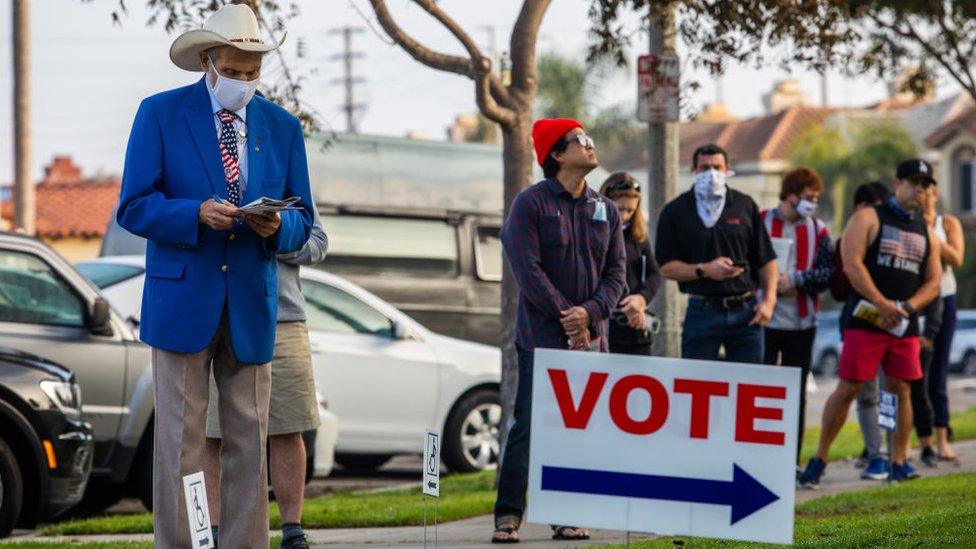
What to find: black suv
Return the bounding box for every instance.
[0,347,93,536]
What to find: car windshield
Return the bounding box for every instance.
[76,262,145,289]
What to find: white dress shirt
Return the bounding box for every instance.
[205,77,249,193]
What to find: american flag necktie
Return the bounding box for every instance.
[217,109,242,205]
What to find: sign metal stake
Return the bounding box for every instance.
[423,428,441,548]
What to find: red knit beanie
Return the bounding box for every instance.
[532,118,583,166]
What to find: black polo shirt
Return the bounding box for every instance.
[655,188,776,297]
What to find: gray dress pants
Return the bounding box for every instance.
[152,314,271,548]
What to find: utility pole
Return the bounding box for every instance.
[12,0,34,234]
[328,26,365,134]
[646,5,681,358]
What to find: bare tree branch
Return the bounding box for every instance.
[409,0,513,108]
[413,0,482,60]
[474,57,516,127]
[368,0,471,77]
[932,9,976,99]
[871,11,976,101]
[510,0,552,94]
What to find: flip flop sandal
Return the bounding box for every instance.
[552,525,590,540]
[492,523,520,544]
[938,453,960,465]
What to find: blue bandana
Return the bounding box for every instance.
[887,196,914,220]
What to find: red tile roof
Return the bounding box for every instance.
[1,157,120,238]
[924,107,976,149]
[675,106,835,168]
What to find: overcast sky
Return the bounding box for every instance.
[0,0,944,182]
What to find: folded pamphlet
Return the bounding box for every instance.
[851,299,909,337]
[236,196,302,215]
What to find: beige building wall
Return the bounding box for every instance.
[43,237,102,263]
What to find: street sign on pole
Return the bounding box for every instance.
[182,471,214,548]
[637,53,680,123]
[526,350,799,544]
[423,428,441,497]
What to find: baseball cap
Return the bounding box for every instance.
[896,158,936,185]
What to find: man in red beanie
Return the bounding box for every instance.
[492,119,626,543]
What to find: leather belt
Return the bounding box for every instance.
[690,291,757,309]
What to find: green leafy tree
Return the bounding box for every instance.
[789,120,917,229]
[589,1,976,104]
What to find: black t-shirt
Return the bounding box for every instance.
[845,201,930,337]
[655,188,776,297]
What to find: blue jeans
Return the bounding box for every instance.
[494,347,534,525]
[681,297,764,363]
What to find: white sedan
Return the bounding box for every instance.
[76,256,503,473]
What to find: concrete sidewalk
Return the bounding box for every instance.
[12,439,974,548]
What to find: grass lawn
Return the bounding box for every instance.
[799,404,976,463]
[594,471,976,548]
[39,471,496,536]
[38,406,976,537]
[2,538,280,548]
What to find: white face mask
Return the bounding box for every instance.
[207,56,259,112]
[795,198,818,218]
[693,169,727,197]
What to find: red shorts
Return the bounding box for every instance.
[838,329,922,382]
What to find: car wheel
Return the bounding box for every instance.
[442,388,501,473]
[335,453,393,472]
[963,351,976,376]
[818,351,839,377]
[0,437,23,538]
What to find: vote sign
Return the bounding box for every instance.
[526,350,800,544]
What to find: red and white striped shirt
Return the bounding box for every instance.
[762,207,829,328]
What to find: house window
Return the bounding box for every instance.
[962,162,976,212]
[954,146,976,212]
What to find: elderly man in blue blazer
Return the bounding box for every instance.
[116,4,313,548]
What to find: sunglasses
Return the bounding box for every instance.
[608,179,640,193]
[565,133,595,149]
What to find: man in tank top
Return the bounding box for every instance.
[799,159,942,488]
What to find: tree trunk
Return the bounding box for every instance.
[497,113,534,466]
[13,0,33,235]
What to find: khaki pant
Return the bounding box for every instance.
[152,315,271,549]
[206,321,320,437]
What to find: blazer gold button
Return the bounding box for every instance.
[229,233,236,241]
[221,265,228,272]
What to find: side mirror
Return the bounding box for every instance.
[89,298,114,336]
[393,321,409,340]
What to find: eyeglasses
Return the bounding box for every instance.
[608,179,640,193]
[565,133,595,149]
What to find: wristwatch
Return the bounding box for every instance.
[902,302,917,317]
[695,264,705,279]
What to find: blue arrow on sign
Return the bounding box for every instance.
[541,464,779,525]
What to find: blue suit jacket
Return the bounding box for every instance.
[117,78,313,364]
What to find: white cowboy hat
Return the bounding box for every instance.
[169,3,285,72]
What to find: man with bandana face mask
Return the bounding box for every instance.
[116,4,314,547]
[655,144,778,363]
[760,168,835,467]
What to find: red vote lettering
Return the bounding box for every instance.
[609,375,669,435]
[547,369,609,429]
[735,383,786,445]
[673,379,730,439]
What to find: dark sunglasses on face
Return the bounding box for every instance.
[608,179,640,192]
[565,133,595,149]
